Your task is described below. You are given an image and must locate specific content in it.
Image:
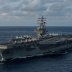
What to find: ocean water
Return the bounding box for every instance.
[0,26,72,72]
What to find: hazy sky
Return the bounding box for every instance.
[0,0,72,26]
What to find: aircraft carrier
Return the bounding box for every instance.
[0,16,72,62]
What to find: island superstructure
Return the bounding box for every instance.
[0,16,72,62]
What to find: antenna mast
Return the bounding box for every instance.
[36,16,47,38]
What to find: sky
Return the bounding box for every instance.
[0,0,72,26]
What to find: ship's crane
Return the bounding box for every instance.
[36,16,47,38]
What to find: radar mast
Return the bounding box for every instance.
[36,16,47,38]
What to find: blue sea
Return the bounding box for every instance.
[0,26,72,72]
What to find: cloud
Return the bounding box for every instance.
[0,12,8,16]
[0,0,72,17]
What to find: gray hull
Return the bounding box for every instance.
[0,35,72,62]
